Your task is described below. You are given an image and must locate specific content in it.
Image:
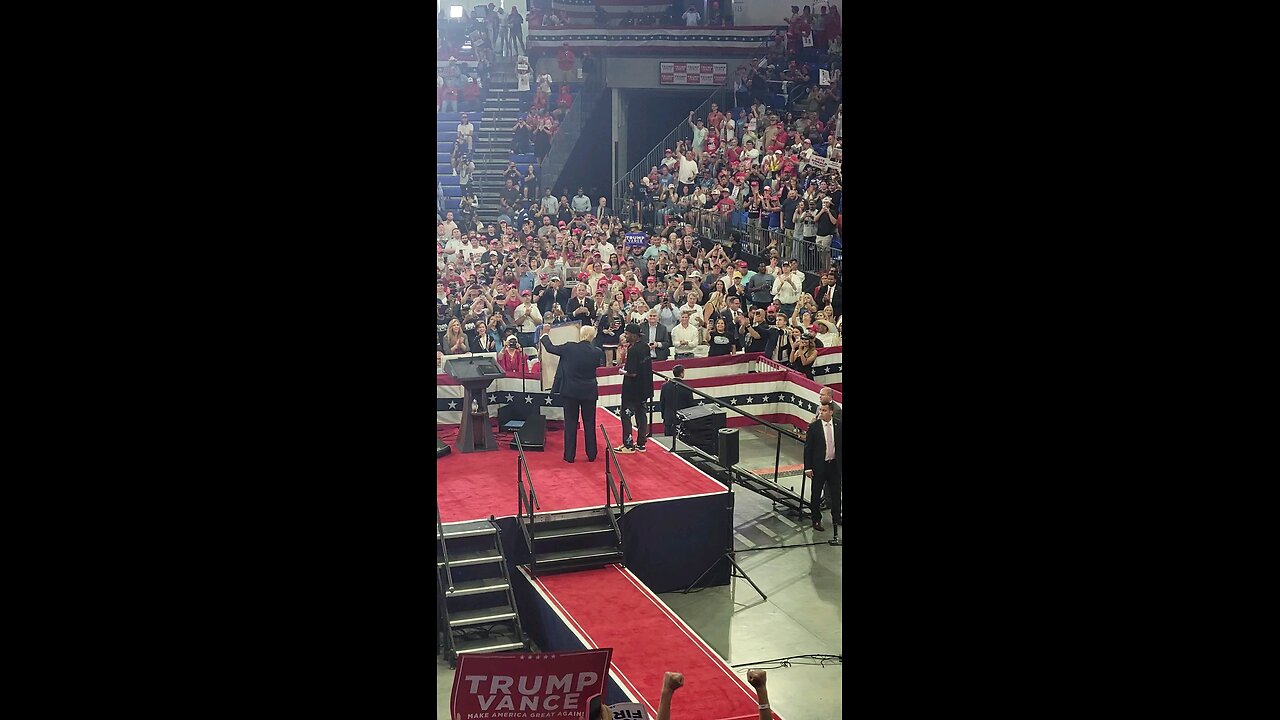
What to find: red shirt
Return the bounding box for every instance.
[462,83,480,102]
[726,146,744,165]
[497,348,525,374]
[707,110,724,130]
[557,48,576,70]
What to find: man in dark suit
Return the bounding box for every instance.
[539,323,605,463]
[660,364,694,437]
[641,309,673,361]
[803,401,842,531]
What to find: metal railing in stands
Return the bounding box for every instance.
[611,54,773,225]
[514,430,540,575]
[538,80,606,190]
[620,199,841,276]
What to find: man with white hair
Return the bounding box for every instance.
[539,323,605,463]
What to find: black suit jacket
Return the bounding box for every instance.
[641,322,673,360]
[539,336,604,400]
[660,379,695,435]
[803,418,842,475]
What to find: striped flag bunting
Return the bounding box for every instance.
[525,26,780,54]
[437,350,842,426]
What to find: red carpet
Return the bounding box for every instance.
[437,409,726,524]
[524,565,783,720]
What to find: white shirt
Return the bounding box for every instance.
[677,158,698,184]
[771,272,801,304]
[596,241,616,263]
[677,303,704,327]
[822,420,835,461]
[457,122,474,139]
[514,302,542,331]
[683,10,701,25]
[672,323,700,350]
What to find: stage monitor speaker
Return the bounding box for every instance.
[717,428,739,468]
[498,401,534,430]
[437,437,451,458]
[677,405,726,431]
[510,413,546,451]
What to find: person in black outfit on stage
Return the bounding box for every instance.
[803,402,842,532]
[660,364,695,437]
[539,323,605,463]
[614,323,653,453]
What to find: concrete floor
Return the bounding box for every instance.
[437,425,842,719]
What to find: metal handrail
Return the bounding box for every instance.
[437,506,456,594]
[653,371,802,441]
[598,425,630,547]
[514,430,540,572]
[653,369,808,494]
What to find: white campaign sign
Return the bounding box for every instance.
[540,321,584,391]
[610,703,649,719]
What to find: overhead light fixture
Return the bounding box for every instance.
[450,5,463,18]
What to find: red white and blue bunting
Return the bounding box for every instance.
[437,350,842,425]
[526,26,780,54]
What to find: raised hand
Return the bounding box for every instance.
[663,672,685,693]
[747,669,766,688]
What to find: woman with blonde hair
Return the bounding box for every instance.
[702,291,726,327]
[443,318,469,355]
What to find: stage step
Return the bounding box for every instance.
[532,515,615,541]
[452,628,525,656]
[530,551,625,575]
[532,544,625,576]
[438,509,530,666]
[447,577,510,597]
[439,520,498,539]
[448,603,519,627]
[437,546,504,568]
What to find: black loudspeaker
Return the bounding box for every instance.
[717,428,739,468]
[498,401,535,430]
[510,413,546,451]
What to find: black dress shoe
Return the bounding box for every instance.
[588,455,597,462]
[812,522,825,532]
[564,458,575,463]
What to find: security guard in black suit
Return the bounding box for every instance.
[539,323,605,463]
[803,402,842,531]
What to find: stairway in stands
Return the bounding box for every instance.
[472,61,539,228]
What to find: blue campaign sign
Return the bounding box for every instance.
[624,231,647,249]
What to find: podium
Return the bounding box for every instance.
[445,356,504,453]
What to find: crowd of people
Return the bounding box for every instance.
[437,208,843,379]
[622,94,843,268]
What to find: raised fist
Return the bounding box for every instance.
[663,672,685,692]
[747,669,766,688]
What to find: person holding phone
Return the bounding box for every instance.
[596,300,626,350]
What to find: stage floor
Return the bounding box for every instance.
[437,409,728,524]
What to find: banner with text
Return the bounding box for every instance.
[659,62,728,86]
[450,648,613,720]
